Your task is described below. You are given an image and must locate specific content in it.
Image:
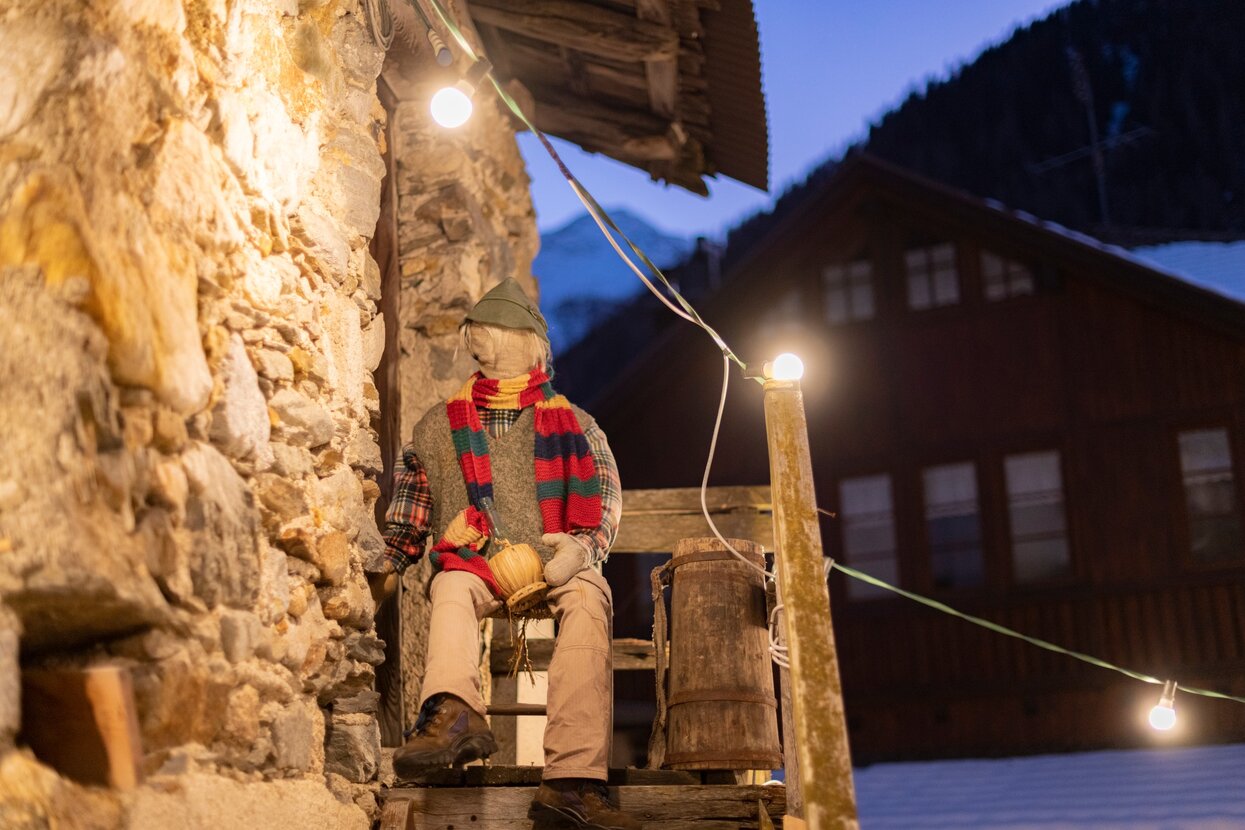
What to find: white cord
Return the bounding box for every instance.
[570,181,699,326]
[700,354,771,581]
[699,353,839,668]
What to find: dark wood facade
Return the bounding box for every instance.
[578,156,1245,763]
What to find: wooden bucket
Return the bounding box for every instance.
[664,537,781,771]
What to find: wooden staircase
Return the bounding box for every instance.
[379,765,786,830]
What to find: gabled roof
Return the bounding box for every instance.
[573,153,1245,413]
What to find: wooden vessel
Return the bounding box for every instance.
[665,537,782,771]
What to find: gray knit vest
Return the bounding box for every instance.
[410,402,598,563]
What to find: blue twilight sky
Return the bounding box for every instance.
[518,0,1070,239]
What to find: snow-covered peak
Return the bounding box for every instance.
[534,208,693,354]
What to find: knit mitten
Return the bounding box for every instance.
[541,533,588,587]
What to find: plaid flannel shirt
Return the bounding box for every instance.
[382,407,622,574]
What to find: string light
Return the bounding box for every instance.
[1149,680,1178,731]
[419,0,1245,733]
[765,353,805,381]
[430,58,492,128]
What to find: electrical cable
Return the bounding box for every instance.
[829,561,1245,706]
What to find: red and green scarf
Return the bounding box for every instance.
[430,369,602,594]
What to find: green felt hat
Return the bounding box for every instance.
[465,278,549,344]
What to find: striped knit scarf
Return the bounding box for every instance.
[430,369,602,595]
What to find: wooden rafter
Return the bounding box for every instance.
[530,85,677,161]
[470,0,679,64]
[635,0,679,118]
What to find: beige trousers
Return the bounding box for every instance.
[419,568,614,781]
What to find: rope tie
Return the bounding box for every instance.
[646,560,674,769]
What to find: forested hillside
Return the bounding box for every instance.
[862,0,1245,234]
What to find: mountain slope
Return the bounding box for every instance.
[860,0,1245,234]
[534,209,691,355]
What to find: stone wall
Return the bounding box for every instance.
[0,0,419,825]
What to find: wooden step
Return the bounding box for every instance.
[392,765,702,788]
[380,780,786,830]
[490,637,660,674]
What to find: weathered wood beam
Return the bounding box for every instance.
[21,666,144,789]
[491,637,659,674]
[636,0,679,118]
[384,785,787,827]
[389,764,703,788]
[476,23,515,81]
[530,87,678,161]
[378,799,413,830]
[614,486,774,552]
[470,0,678,64]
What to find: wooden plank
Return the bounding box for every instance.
[614,486,773,553]
[491,637,659,674]
[389,765,702,788]
[20,666,144,789]
[379,799,413,830]
[635,0,679,118]
[530,86,676,161]
[470,0,679,63]
[487,702,547,717]
[386,784,786,826]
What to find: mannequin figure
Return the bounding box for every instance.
[370,279,637,830]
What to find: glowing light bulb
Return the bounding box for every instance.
[431,82,473,128]
[1148,680,1178,731]
[768,353,804,381]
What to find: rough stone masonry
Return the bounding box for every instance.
[0,0,537,826]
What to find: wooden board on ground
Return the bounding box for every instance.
[490,637,659,674]
[20,665,144,789]
[614,486,773,553]
[389,765,702,788]
[383,783,785,829]
[378,799,413,830]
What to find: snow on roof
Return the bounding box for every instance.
[980,200,1245,308]
[1130,241,1245,305]
[854,743,1245,829]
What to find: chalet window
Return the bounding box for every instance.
[1178,428,1244,563]
[981,251,1035,301]
[839,475,898,599]
[1004,451,1071,582]
[905,243,960,310]
[922,462,985,589]
[823,259,874,324]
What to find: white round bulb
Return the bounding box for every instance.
[771,353,804,381]
[431,85,473,128]
[1148,703,1176,731]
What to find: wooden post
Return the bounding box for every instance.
[763,378,858,829]
[21,666,144,789]
[372,75,406,748]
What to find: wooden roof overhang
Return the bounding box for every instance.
[390,0,769,195]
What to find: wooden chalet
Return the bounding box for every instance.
[568,154,1245,764]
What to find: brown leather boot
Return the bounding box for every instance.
[392,694,497,777]
[528,779,641,830]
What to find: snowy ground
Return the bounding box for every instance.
[852,743,1245,829]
